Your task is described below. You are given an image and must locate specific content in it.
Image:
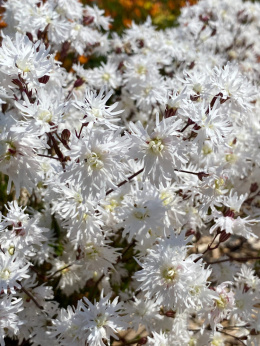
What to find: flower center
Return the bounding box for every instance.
[160,191,173,206]
[225,153,237,163]
[37,109,53,122]
[162,266,178,282]
[85,244,99,260]
[95,313,107,328]
[148,138,164,154]
[8,246,15,255]
[91,107,103,118]
[136,65,147,75]
[0,269,11,280]
[74,192,83,204]
[74,24,82,31]
[102,73,111,81]
[16,59,33,73]
[215,293,229,309]
[87,152,104,169]
[0,141,17,161]
[133,206,149,220]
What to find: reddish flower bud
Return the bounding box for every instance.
[74,78,84,88]
[165,310,176,318]
[38,75,50,84]
[137,337,148,345]
[219,231,231,243]
[185,229,195,237]
[61,129,71,142]
[224,209,235,218]
[250,183,258,193]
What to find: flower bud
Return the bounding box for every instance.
[219,231,231,243]
[137,337,148,345]
[38,75,50,84]
[165,310,176,318]
[250,182,258,193]
[74,78,84,88]
[61,129,71,143]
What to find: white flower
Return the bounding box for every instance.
[224,189,248,213]
[234,264,260,290]
[0,32,54,82]
[62,128,130,197]
[211,62,257,110]
[125,294,163,332]
[0,129,45,197]
[134,232,212,311]
[0,201,48,257]
[14,88,69,135]
[209,282,235,329]
[180,98,232,153]
[79,291,127,346]
[87,60,122,90]
[84,5,112,30]
[129,115,187,186]
[117,182,167,241]
[74,88,122,130]
[0,252,30,294]
[0,296,24,346]
[48,303,84,346]
[210,213,258,239]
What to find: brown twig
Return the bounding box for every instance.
[218,330,247,346]
[106,168,144,196]
[20,284,44,310]
[106,168,209,196]
[47,263,74,280]
[37,153,60,160]
[209,256,260,265]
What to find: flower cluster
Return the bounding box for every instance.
[0,0,260,345]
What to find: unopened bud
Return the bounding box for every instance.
[12,79,23,88]
[185,229,195,237]
[26,32,33,42]
[137,337,148,345]
[198,172,209,181]
[193,124,201,131]
[219,231,231,243]
[83,16,94,26]
[2,103,8,113]
[61,129,71,142]
[38,75,50,84]
[74,78,84,88]
[224,209,235,218]
[165,310,176,318]
[250,183,258,193]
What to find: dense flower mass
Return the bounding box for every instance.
[0,0,260,345]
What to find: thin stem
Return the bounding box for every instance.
[218,330,247,346]
[37,153,60,160]
[209,256,260,265]
[121,241,135,259]
[118,328,147,345]
[20,284,44,310]
[194,231,220,263]
[47,263,74,280]
[106,168,144,196]
[179,118,195,133]
[175,169,209,179]
[55,132,71,150]
[47,132,66,171]
[88,274,105,301]
[106,167,208,196]
[30,265,47,282]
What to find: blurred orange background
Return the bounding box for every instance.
[83,0,197,30]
